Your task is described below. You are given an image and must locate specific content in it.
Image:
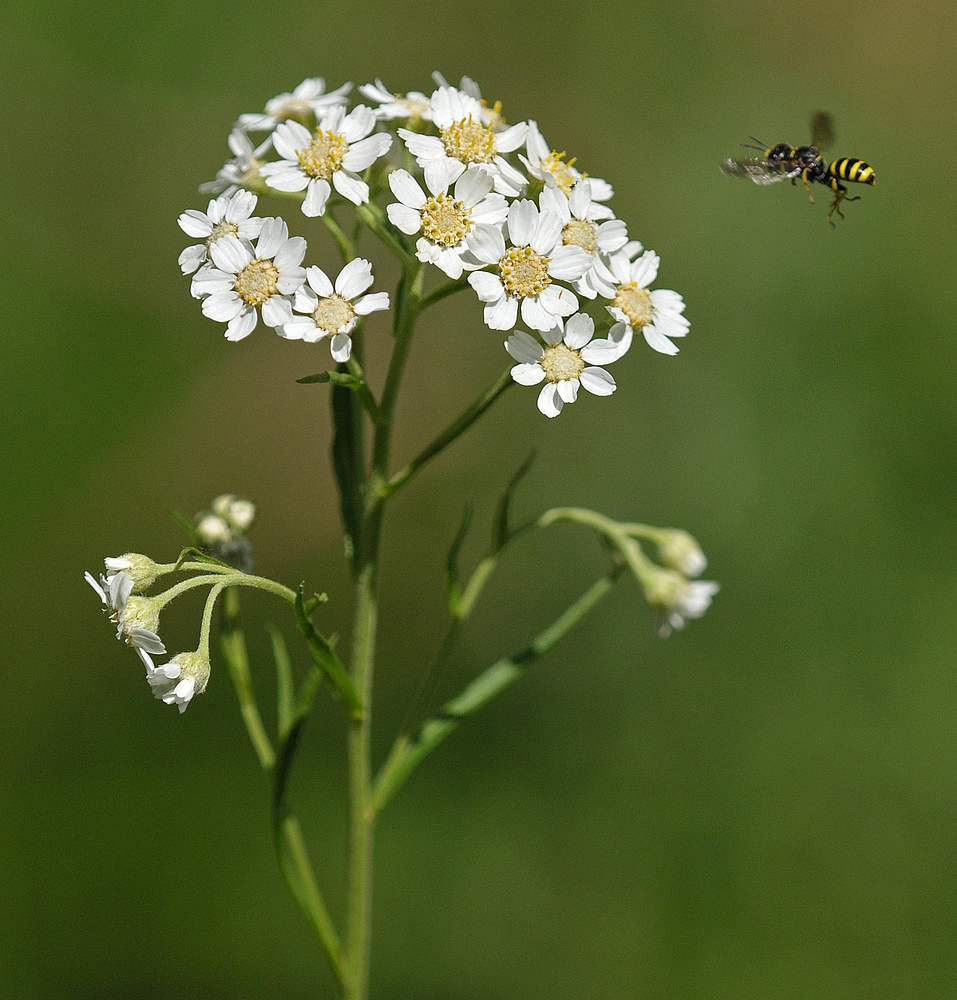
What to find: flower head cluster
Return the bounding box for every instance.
[194,494,257,571]
[183,72,691,413]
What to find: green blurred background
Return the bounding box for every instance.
[4,0,957,996]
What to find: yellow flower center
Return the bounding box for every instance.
[612,283,654,328]
[441,115,497,164]
[312,294,356,334]
[562,218,598,255]
[498,246,551,299]
[542,151,579,196]
[420,193,473,247]
[207,220,239,246]
[540,343,585,383]
[297,129,347,180]
[234,259,280,306]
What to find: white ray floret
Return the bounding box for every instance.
[85,570,166,656]
[659,579,720,637]
[281,258,390,362]
[178,190,264,276]
[505,313,632,418]
[359,79,432,122]
[539,183,628,299]
[398,86,528,197]
[604,247,690,355]
[200,129,271,197]
[520,121,615,213]
[237,77,352,133]
[191,219,307,341]
[260,105,393,218]
[387,162,508,279]
[467,198,592,332]
[138,649,210,714]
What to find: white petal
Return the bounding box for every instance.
[484,295,518,331]
[495,121,528,153]
[257,218,289,259]
[281,318,315,340]
[389,169,426,209]
[579,367,616,395]
[454,165,493,205]
[507,199,538,247]
[423,158,465,194]
[342,132,392,172]
[303,178,331,216]
[274,235,307,270]
[642,325,680,355]
[505,330,544,364]
[306,266,334,297]
[273,120,312,160]
[521,296,560,333]
[209,236,251,273]
[330,333,352,362]
[354,291,389,315]
[262,165,310,192]
[510,362,547,386]
[630,250,660,288]
[177,210,213,238]
[563,312,594,349]
[548,245,592,281]
[202,291,243,322]
[529,210,562,255]
[466,225,505,264]
[557,378,579,403]
[468,270,505,303]
[537,382,564,417]
[261,295,293,328]
[388,203,424,235]
[538,284,579,319]
[335,258,374,299]
[224,307,258,341]
[178,244,207,274]
[332,170,369,206]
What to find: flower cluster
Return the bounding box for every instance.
[181,74,690,415]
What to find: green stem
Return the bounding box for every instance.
[417,275,470,311]
[355,203,417,269]
[323,211,355,263]
[382,368,514,500]
[370,565,624,815]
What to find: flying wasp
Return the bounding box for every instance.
[721,111,876,226]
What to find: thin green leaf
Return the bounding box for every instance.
[330,381,363,557]
[297,370,362,388]
[445,504,473,615]
[267,624,295,740]
[294,586,362,720]
[171,546,234,572]
[492,449,536,552]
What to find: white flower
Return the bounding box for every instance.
[659,579,719,637]
[177,190,264,276]
[430,72,503,128]
[520,121,614,211]
[236,77,352,133]
[191,219,307,341]
[398,86,528,197]
[195,513,232,545]
[467,198,592,332]
[386,162,508,278]
[359,79,432,122]
[139,649,210,713]
[505,313,632,418]
[102,553,161,590]
[281,258,389,362]
[605,248,689,355]
[260,106,393,217]
[211,494,256,532]
[200,129,271,197]
[539,183,628,299]
[85,570,166,656]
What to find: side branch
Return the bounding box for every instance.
[369,565,623,814]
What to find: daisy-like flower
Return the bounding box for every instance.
[281,258,389,362]
[387,162,508,279]
[398,86,528,197]
[199,129,271,197]
[467,198,592,332]
[85,570,166,657]
[177,190,264,276]
[540,182,628,299]
[191,218,306,341]
[260,105,393,217]
[604,247,689,355]
[236,77,352,133]
[520,121,615,213]
[139,649,210,713]
[505,313,632,417]
[430,73,504,128]
[658,579,720,637]
[359,79,432,122]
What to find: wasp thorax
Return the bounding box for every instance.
[499,246,551,299]
[540,343,585,383]
[542,151,578,196]
[207,220,240,246]
[441,116,496,164]
[562,218,598,255]
[234,259,280,306]
[421,193,473,247]
[297,129,347,179]
[312,294,356,335]
[613,283,654,328]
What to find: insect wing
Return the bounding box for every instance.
[720,157,801,185]
[811,110,835,150]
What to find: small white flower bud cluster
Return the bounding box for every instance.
[196,494,257,546]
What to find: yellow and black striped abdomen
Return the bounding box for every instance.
[828,158,876,186]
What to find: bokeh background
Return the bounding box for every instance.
[4,0,957,996]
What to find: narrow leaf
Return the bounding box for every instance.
[294,586,362,720]
[492,449,536,552]
[445,504,473,614]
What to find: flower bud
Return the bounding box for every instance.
[656,529,707,577]
[104,553,161,591]
[144,650,210,713]
[225,498,256,532]
[196,514,232,545]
